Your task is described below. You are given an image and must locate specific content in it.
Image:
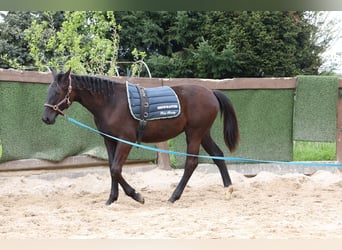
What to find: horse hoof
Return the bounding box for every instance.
[225,185,234,200]
[105,196,117,206]
[135,193,145,204]
[105,200,113,206]
[168,196,177,203]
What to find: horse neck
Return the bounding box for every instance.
[71,74,114,116]
[71,75,121,116]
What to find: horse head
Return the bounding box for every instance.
[42,68,74,124]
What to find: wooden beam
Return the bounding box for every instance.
[162,77,297,89]
[0,155,157,172]
[155,141,171,170]
[110,76,163,88]
[0,69,52,84]
[0,156,108,172]
[1,69,299,89]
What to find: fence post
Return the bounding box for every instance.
[336,79,342,163]
[156,141,171,169]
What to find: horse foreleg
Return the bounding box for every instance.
[110,142,145,204]
[106,179,119,206]
[168,138,201,203]
[201,132,234,199]
[104,139,119,205]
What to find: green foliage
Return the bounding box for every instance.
[146,38,237,78]
[192,39,237,78]
[24,11,120,75]
[147,52,188,78]
[293,141,335,161]
[116,11,330,78]
[115,11,177,59]
[0,11,36,68]
[130,48,147,77]
[24,18,47,71]
[0,54,23,69]
[0,11,335,78]
[228,11,315,76]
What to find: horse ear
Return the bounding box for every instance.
[61,68,72,86]
[50,67,57,77]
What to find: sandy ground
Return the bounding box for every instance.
[0,163,342,239]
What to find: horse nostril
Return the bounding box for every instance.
[42,116,53,124]
[42,116,49,123]
[42,111,56,125]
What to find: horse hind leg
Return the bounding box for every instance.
[201,133,234,199]
[108,166,144,205]
[168,136,201,203]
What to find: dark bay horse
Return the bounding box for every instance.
[42,68,239,205]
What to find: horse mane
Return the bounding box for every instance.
[71,74,119,96]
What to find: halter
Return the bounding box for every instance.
[44,75,72,117]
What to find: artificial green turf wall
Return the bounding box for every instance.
[0,76,338,166]
[293,76,338,142]
[170,89,295,167]
[0,82,155,163]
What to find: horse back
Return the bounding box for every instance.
[171,84,220,121]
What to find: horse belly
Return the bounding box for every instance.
[142,118,185,143]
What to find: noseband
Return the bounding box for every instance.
[44,76,72,117]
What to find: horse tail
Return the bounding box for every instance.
[213,90,240,153]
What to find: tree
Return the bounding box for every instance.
[306,11,341,74]
[117,11,331,78]
[0,11,334,78]
[0,11,36,68]
[192,39,237,78]
[114,11,177,60]
[226,11,326,77]
[24,11,120,75]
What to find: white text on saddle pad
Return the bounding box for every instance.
[157,104,179,110]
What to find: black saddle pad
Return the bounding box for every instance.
[126,81,181,121]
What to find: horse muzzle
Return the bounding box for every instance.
[42,114,56,125]
[42,106,58,125]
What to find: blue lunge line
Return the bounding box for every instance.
[66,116,342,168]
